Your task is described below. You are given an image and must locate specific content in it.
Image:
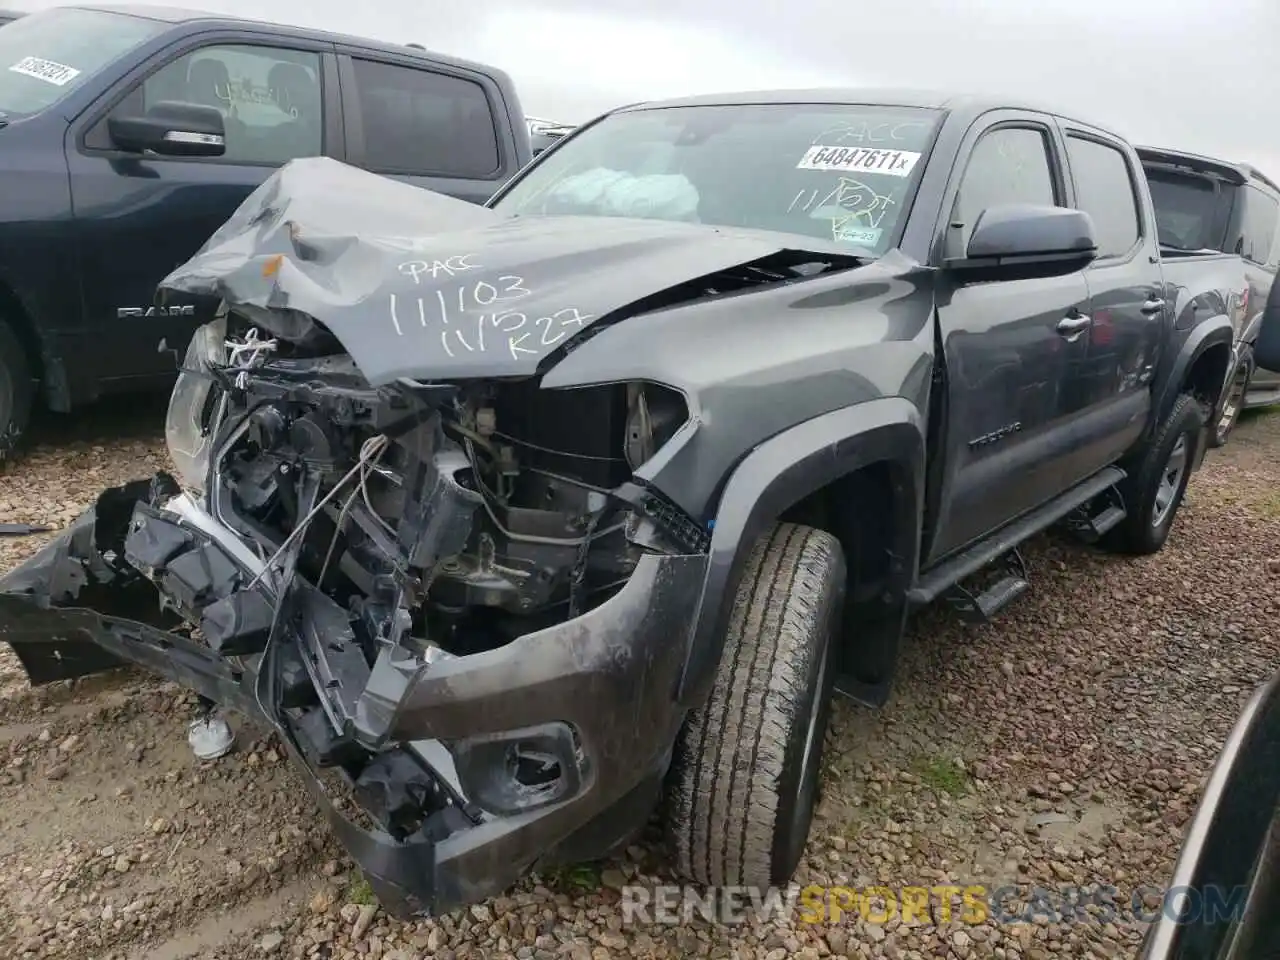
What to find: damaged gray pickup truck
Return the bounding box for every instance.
[0,90,1236,917]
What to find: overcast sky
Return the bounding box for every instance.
[12,0,1280,174]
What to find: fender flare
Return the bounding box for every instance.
[1156,315,1234,424]
[675,396,925,707]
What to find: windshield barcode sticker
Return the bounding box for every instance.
[833,224,883,246]
[9,56,81,86]
[797,146,921,177]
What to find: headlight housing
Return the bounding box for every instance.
[165,317,227,497]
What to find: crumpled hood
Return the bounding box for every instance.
[158,157,863,384]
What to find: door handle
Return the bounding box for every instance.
[1056,313,1091,336]
[1140,298,1166,315]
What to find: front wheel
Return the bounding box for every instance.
[1102,392,1203,556]
[666,523,844,888]
[1208,350,1253,449]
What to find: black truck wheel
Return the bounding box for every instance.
[1102,392,1203,556]
[666,522,844,888]
[0,317,33,466]
[1209,349,1252,449]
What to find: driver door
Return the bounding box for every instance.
[925,116,1093,564]
[64,32,340,392]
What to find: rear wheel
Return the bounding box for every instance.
[1209,350,1253,448]
[1102,392,1203,556]
[666,523,844,888]
[0,317,33,466]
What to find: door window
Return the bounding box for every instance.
[1228,184,1279,266]
[1065,135,1142,259]
[953,126,1058,251]
[92,43,323,165]
[349,58,500,178]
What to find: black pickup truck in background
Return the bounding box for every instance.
[0,4,531,462]
[1139,146,1280,445]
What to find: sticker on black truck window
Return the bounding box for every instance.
[797,145,920,177]
[9,56,81,86]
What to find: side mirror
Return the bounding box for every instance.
[949,204,1098,276]
[108,101,226,158]
[1140,670,1280,959]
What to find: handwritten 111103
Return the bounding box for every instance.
[389,255,593,361]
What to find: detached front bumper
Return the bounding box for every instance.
[0,479,706,917]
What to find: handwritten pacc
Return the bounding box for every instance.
[388,255,594,361]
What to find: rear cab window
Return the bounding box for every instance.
[1145,168,1227,252]
[1227,184,1279,266]
[1142,160,1280,265]
[491,103,943,256]
[0,8,164,120]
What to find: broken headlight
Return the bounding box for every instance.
[165,317,227,497]
[623,383,687,471]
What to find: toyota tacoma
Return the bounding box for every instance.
[0,89,1238,917]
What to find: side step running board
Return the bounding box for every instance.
[908,466,1126,609]
[943,547,1030,624]
[1062,496,1126,544]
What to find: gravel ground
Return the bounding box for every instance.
[0,399,1277,960]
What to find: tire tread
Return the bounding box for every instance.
[669,522,842,887]
[1103,392,1202,555]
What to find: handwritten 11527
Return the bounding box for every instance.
[389,255,593,361]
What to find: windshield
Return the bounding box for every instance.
[1145,169,1228,251]
[0,8,164,119]
[492,103,941,254]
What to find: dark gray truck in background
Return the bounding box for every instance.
[0,89,1242,916]
[0,4,530,462]
[1139,146,1280,445]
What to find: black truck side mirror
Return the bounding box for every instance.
[948,204,1099,278]
[108,101,226,158]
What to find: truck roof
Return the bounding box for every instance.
[1136,144,1280,196]
[63,4,510,83]
[615,87,1131,141]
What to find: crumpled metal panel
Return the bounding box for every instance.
[156,156,853,385]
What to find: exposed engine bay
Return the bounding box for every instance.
[169,310,693,665]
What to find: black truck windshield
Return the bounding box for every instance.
[0,8,164,119]
[1146,169,1227,251]
[492,103,941,254]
